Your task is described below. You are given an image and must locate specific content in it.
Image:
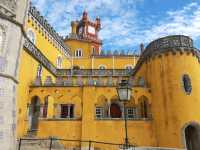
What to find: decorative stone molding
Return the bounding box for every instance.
[133,35,200,75]
[28,4,70,56]
[0,0,16,17]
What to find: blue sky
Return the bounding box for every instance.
[31,0,200,53]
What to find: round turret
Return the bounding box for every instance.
[133,35,200,149]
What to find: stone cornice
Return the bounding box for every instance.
[28,3,71,56]
[0,0,16,17]
[133,35,200,76]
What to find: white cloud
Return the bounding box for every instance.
[31,1,200,51]
[142,2,200,44]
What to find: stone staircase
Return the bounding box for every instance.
[18,131,66,150]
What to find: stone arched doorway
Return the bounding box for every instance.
[185,124,200,150]
[29,96,40,131]
[110,103,122,118]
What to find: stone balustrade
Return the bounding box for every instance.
[56,69,133,77]
[31,75,148,88]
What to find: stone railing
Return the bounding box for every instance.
[56,69,133,76]
[133,35,200,75]
[23,38,57,76]
[66,33,102,44]
[31,75,149,88]
[0,0,17,17]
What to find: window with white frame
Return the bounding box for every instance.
[60,104,74,118]
[96,107,104,119]
[56,56,62,69]
[126,107,136,119]
[75,49,83,57]
[27,29,36,44]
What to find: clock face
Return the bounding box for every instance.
[88,26,95,34]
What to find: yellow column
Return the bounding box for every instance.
[47,96,54,118]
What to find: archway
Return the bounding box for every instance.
[110,103,122,118]
[29,96,40,131]
[185,124,200,150]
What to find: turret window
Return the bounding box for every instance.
[182,74,192,95]
[92,47,96,55]
[75,49,83,57]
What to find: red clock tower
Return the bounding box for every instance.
[69,11,102,56]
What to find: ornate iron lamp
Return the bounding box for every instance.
[116,80,132,149]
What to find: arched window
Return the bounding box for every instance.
[27,29,36,44]
[182,74,192,95]
[138,96,149,118]
[92,47,96,55]
[37,64,42,77]
[43,98,48,118]
[185,124,200,150]
[110,103,122,118]
[56,56,62,69]
[0,26,5,56]
[99,65,106,70]
[75,49,83,57]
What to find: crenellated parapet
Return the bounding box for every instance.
[0,0,16,17]
[133,35,200,75]
[28,3,71,56]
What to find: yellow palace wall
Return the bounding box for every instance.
[65,39,139,69]
[134,51,200,148]
[16,16,71,136]
[28,86,156,147]
[16,49,55,136]
[71,56,138,69]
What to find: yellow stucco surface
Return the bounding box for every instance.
[16,6,200,150]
